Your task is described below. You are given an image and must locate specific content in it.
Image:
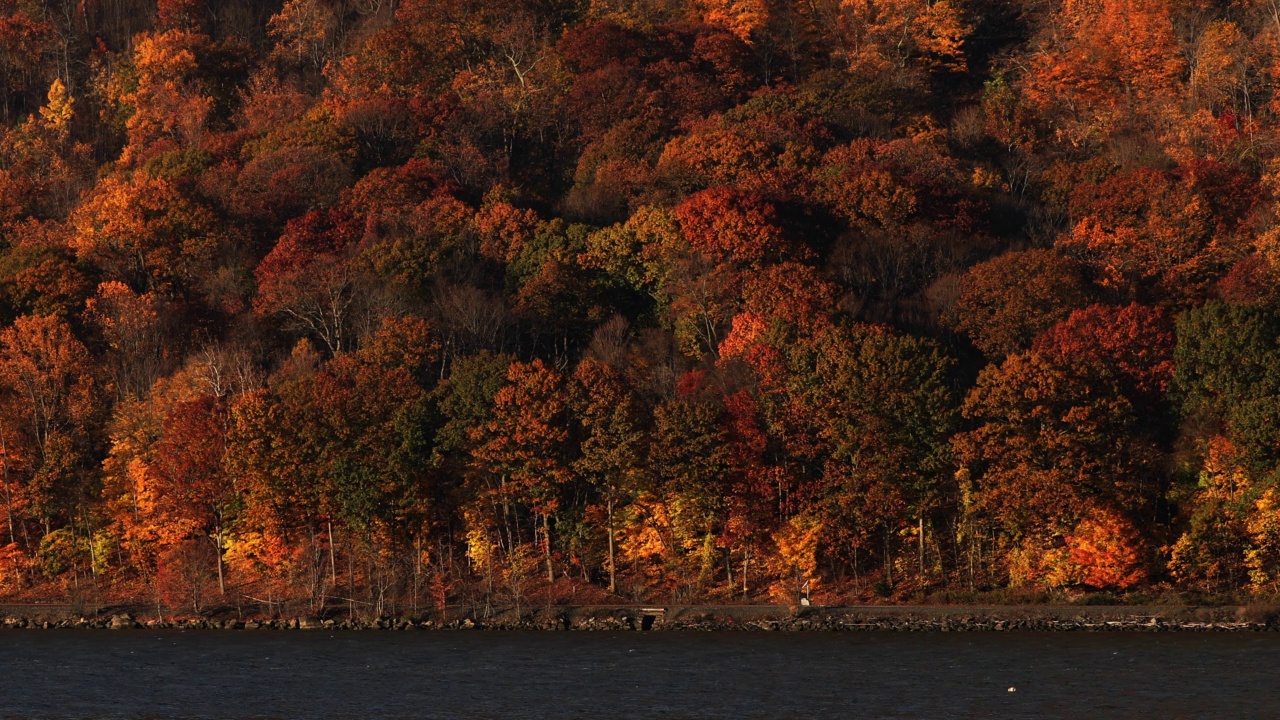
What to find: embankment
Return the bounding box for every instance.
[1,603,1277,631]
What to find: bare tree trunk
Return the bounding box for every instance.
[82,510,97,580]
[214,527,225,596]
[606,495,616,594]
[884,524,893,588]
[413,534,421,617]
[853,545,859,594]
[543,514,554,584]
[328,521,338,589]
[918,516,925,579]
[310,524,323,613]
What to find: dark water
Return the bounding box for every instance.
[1,630,1277,719]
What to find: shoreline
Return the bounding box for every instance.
[1,603,1277,632]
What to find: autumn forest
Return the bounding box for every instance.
[0,0,1279,616]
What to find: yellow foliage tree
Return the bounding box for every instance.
[769,514,823,603]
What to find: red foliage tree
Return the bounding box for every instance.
[253,208,365,355]
[952,249,1089,359]
[674,186,791,266]
[148,395,233,595]
[1032,303,1175,401]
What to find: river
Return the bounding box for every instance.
[0,629,1276,718]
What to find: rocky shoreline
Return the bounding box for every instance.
[2,604,1278,632]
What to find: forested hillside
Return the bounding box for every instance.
[1,0,1279,613]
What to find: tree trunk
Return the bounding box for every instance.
[853,545,859,594]
[83,513,97,580]
[327,521,338,589]
[348,541,355,620]
[214,527,225,596]
[543,513,554,584]
[606,495,616,594]
[413,534,421,617]
[884,525,893,587]
[918,516,925,579]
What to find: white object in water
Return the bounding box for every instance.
[1008,687,1016,693]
